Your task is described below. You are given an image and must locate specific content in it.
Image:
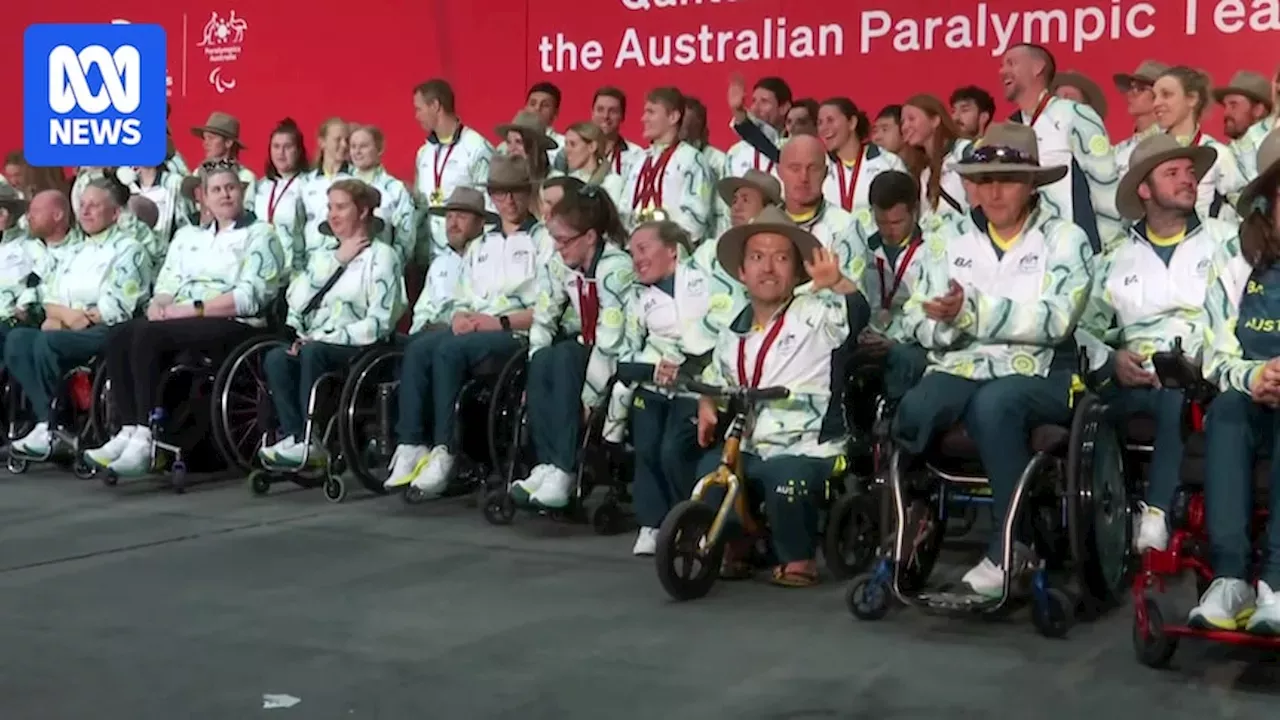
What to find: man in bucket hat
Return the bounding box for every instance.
[0,184,41,343]
[407,186,495,333]
[1112,60,1169,176]
[191,112,258,212]
[693,205,867,587]
[892,121,1093,599]
[387,160,548,494]
[1078,134,1227,556]
[1217,70,1280,181]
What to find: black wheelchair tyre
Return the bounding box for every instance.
[482,487,515,525]
[1065,393,1132,613]
[1133,596,1178,668]
[845,572,891,621]
[211,336,289,474]
[823,483,880,579]
[1032,588,1076,639]
[337,348,402,495]
[655,500,725,602]
[486,351,527,477]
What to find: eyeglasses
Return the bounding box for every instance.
[552,229,588,247]
[962,145,1037,166]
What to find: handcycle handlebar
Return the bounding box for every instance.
[685,380,790,402]
[1150,338,1214,401]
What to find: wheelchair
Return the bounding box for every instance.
[481,363,634,535]
[1130,342,1280,667]
[845,359,1132,639]
[335,334,526,505]
[213,335,382,503]
[6,361,109,480]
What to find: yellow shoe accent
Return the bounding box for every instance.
[385,454,432,489]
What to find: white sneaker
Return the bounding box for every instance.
[962,557,1006,598]
[383,445,430,489]
[530,467,574,509]
[12,422,51,457]
[1134,502,1170,553]
[1245,581,1280,635]
[274,438,324,468]
[107,429,153,477]
[409,446,455,495]
[512,464,552,495]
[85,426,138,468]
[632,527,659,556]
[1188,577,1256,631]
[257,436,290,465]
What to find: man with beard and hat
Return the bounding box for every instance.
[892,123,1093,599]
[389,158,548,494]
[0,186,43,352]
[191,112,257,212]
[405,186,496,335]
[1215,70,1279,181]
[1078,134,1231,556]
[692,206,866,587]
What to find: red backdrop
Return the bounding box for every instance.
[3,0,1277,181]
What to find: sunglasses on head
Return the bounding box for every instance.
[201,159,238,173]
[963,145,1038,167]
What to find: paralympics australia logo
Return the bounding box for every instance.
[22,23,167,167]
[197,10,248,94]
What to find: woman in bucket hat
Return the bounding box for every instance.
[1193,128,1280,634]
[685,205,864,587]
[496,110,557,183]
[192,111,259,213]
[892,122,1091,600]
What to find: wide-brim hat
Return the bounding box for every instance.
[1238,128,1280,217]
[0,185,28,217]
[179,175,202,202]
[1116,134,1218,220]
[319,216,387,238]
[717,169,782,207]
[496,110,559,151]
[191,111,244,147]
[716,205,822,284]
[1053,71,1108,119]
[1113,60,1169,92]
[1212,70,1274,112]
[485,154,537,191]
[427,186,498,222]
[954,122,1068,187]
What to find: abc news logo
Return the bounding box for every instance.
[23,23,166,167]
[48,44,144,147]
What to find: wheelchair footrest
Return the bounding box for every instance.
[912,590,1001,613]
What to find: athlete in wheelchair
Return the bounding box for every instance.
[5,180,152,465]
[501,183,636,512]
[252,179,404,495]
[847,124,1108,635]
[0,185,41,357]
[654,206,864,597]
[380,159,546,494]
[81,161,286,481]
[1077,135,1232,554]
[602,219,745,556]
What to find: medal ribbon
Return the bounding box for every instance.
[610,139,627,174]
[736,306,789,388]
[266,175,297,224]
[1027,93,1053,127]
[836,149,864,212]
[577,276,600,346]
[753,150,775,174]
[631,143,679,210]
[432,126,463,198]
[875,238,922,309]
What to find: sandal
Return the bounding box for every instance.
[770,565,820,588]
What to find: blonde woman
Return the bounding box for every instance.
[295,118,352,271]
[560,121,625,209]
[1153,66,1247,222]
[348,124,416,265]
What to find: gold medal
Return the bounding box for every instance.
[876,308,893,327]
[430,188,445,205]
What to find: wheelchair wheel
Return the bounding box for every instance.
[482,487,516,525]
[337,348,402,495]
[1133,596,1178,668]
[323,473,348,503]
[486,351,527,478]
[1066,393,1131,613]
[655,500,725,601]
[823,484,880,579]
[211,337,286,474]
[72,456,97,480]
[7,456,28,474]
[845,572,891,621]
[85,360,118,450]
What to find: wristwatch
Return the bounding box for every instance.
[194,300,205,317]
[499,315,511,331]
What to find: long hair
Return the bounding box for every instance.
[314,117,349,172]
[904,94,964,211]
[819,97,871,142]
[1241,176,1280,268]
[566,121,611,186]
[548,183,626,247]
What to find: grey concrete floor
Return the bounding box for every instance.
[0,466,1278,720]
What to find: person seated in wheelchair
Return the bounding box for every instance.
[259,179,406,467]
[82,161,288,476]
[694,206,865,588]
[4,180,153,458]
[510,185,636,508]
[1078,134,1232,554]
[0,185,43,354]
[406,186,494,335]
[604,220,745,556]
[848,170,930,403]
[1194,129,1280,634]
[386,158,547,493]
[891,123,1093,599]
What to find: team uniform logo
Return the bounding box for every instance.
[22,23,167,167]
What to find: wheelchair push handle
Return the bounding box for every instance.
[685,380,790,402]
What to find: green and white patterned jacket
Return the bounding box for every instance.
[285,235,405,346]
[1202,233,1268,395]
[154,215,286,326]
[0,226,45,322]
[44,223,152,325]
[902,207,1093,380]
